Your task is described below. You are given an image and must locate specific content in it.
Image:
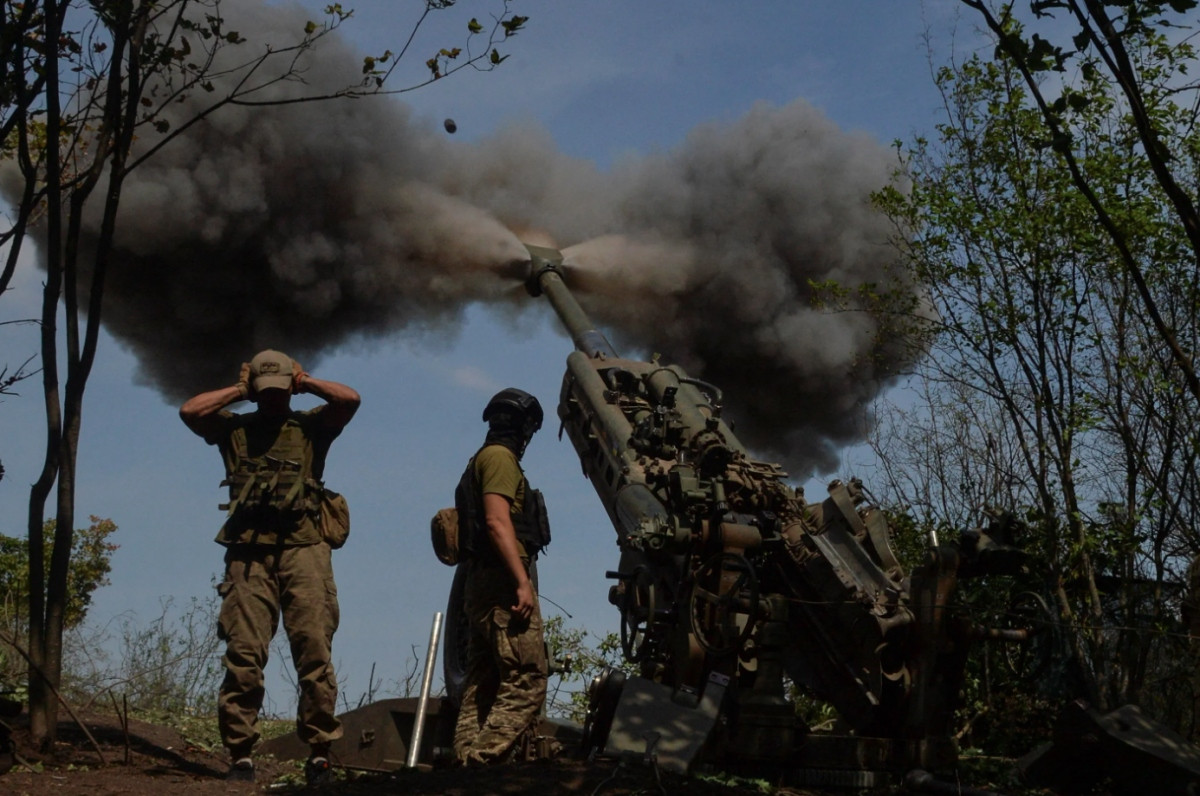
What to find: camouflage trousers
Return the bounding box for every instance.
[453,559,547,766]
[216,542,342,756]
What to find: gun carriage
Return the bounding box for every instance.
[522,244,1027,783]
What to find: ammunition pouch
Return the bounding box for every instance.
[221,460,314,521]
[514,488,551,557]
[317,487,350,549]
[220,414,320,537]
[431,506,461,566]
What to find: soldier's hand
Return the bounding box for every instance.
[512,579,536,620]
[238,362,254,401]
[292,359,308,393]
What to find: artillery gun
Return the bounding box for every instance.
[261,243,1039,785]
[521,244,1028,785]
[262,243,1196,790]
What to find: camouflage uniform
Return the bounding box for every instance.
[453,445,548,765]
[205,406,345,757]
[217,542,340,753]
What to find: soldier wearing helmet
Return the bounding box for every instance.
[452,387,552,766]
[179,349,359,785]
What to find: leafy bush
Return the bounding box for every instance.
[0,517,118,693]
[543,615,636,724]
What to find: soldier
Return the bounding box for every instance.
[179,349,360,784]
[452,388,551,766]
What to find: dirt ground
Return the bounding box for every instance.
[0,711,840,796]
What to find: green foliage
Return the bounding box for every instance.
[424,1,524,80]
[114,593,223,716]
[873,3,1200,728]
[132,710,287,756]
[692,770,773,792]
[0,517,117,633]
[0,517,117,696]
[501,15,528,36]
[543,615,636,723]
[954,749,1042,795]
[788,688,838,732]
[880,506,1067,748]
[135,707,222,753]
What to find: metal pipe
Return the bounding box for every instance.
[525,246,619,359]
[407,611,444,768]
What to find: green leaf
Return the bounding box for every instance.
[501,15,528,36]
[1029,34,1064,71]
[467,17,483,34]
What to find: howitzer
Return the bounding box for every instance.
[523,244,1028,780]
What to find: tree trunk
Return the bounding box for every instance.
[26,0,68,750]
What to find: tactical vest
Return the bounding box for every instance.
[455,447,551,561]
[221,414,320,531]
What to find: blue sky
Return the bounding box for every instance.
[1,1,982,715]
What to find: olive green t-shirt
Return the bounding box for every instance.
[473,444,528,557]
[474,444,526,511]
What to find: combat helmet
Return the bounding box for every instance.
[483,387,543,438]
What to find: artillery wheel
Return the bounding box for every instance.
[581,667,626,755]
[687,553,759,657]
[619,566,657,662]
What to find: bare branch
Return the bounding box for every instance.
[0,355,38,397]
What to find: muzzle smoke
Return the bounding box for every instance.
[14,3,918,475]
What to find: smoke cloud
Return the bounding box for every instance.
[16,3,918,475]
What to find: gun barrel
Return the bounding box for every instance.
[525,244,618,360]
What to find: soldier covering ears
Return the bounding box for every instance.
[180,349,359,784]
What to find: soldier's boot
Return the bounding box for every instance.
[226,757,255,782]
[305,743,333,787]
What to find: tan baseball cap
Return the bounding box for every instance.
[249,349,293,392]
